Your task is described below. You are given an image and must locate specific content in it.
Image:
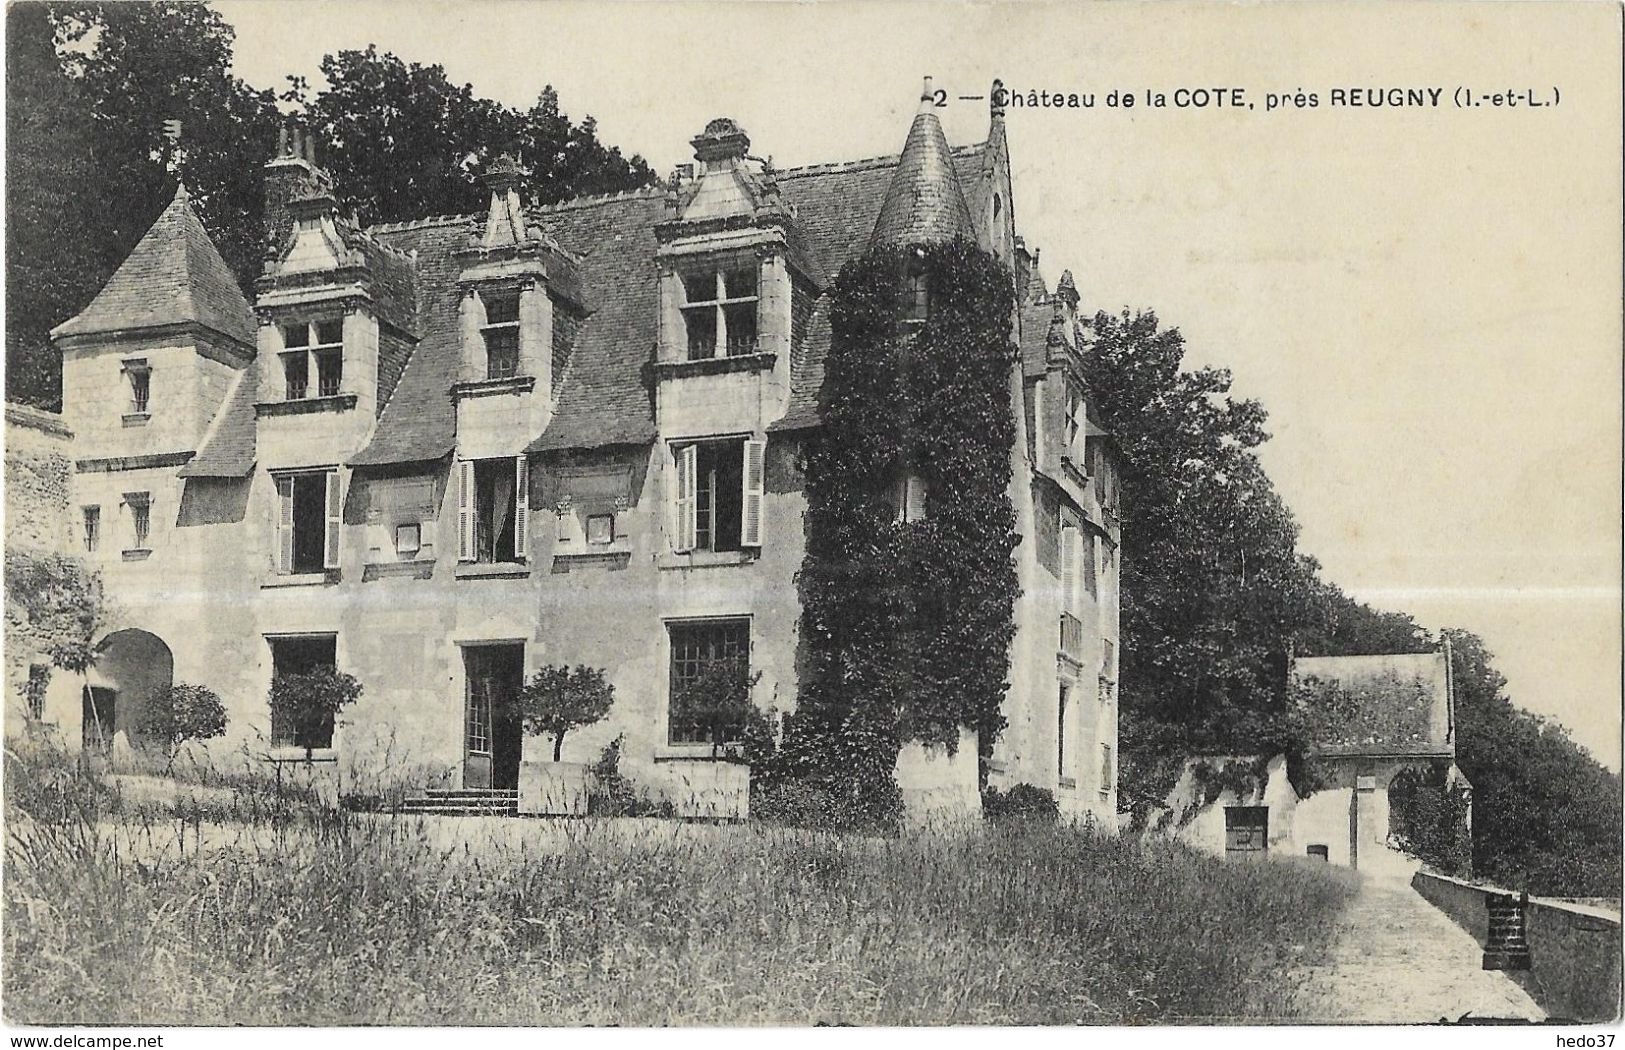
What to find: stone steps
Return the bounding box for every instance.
[398,787,519,816]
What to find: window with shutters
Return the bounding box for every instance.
[273,469,341,576]
[1057,683,1070,778]
[281,319,344,400]
[670,438,765,554]
[456,457,529,565]
[1063,382,1085,466]
[1100,743,1114,798]
[680,265,759,360]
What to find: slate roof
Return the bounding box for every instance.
[188,132,999,470]
[1019,301,1066,379]
[1294,652,1454,758]
[52,185,255,349]
[869,109,975,247]
[178,360,259,477]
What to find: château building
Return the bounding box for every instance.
[21,82,1122,821]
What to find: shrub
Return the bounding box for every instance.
[672,656,760,759]
[268,666,362,755]
[982,783,1059,823]
[137,683,228,766]
[585,734,674,818]
[4,549,107,673]
[516,664,614,762]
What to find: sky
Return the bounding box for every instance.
[214,0,1622,767]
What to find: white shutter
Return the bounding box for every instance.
[513,456,528,560]
[457,460,475,562]
[276,476,294,574]
[673,444,697,552]
[741,439,766,547]
[1059,524,1076,613]
[323,471,342,569]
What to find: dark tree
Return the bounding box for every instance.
[295,48,655,226]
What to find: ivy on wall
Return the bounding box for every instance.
[774,238,1020,815]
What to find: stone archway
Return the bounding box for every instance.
[88,629,173,752]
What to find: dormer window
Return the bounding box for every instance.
[281,319,344,400]
[481,292,521,379]
[681,265,759,360]
[1064,383,1084,464]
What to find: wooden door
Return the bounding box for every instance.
[1225,806,1269,857]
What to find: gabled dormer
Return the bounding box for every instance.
[652,119,822,439]
[252,130,420,479]
[451,155,582,462]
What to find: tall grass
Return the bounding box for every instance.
[4,746,1356,1025]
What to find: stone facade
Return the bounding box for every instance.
[36,86,1122,822]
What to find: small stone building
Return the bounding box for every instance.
[23,83,1123,821]
[1161,649,1471,872]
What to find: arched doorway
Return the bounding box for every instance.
[86,629,172,751]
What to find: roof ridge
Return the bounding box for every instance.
[531,185,665,214]
[366,214,476,235]
[777,141,986,182]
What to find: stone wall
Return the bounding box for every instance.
[1414,871,1622,1022]
[4,403,76,722]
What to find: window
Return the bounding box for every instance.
[889,473,928,524]
[668,618,750,745]
[1059,522,1078,612]
[25,664,50,719]
[899,269,930,323]
[1064,383,1085,464]
[1099,743,1114,797]
[124,361,151,415]
[274,470,341,575]
[124,493,151,550]
[482,292,521,379]
[281,319,343,400]
[671,439,764,552]
[82,506,100,553]
[681,265,759,359]
[586,513,615,545]
[1057,684,1070,775]
[456,457,528,564]
[269,635,338,749]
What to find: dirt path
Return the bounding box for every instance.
[1293,873,1545,1023]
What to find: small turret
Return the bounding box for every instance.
[870,77,974,247]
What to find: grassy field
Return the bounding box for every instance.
[4,750,1357,1025]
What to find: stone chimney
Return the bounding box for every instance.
[263,118,332,262]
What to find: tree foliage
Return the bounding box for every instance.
[782,239,1019,816]
[4,549,107,674]
[291,47,656,226]
[671,657,762,760]
[1388,764,1473,878]
[268,666,362,754]
[1081,306,1620,894]
[515,664,615,762]
[5,7,654,410]
[1444,629,1621,895]
[138,682,228,760]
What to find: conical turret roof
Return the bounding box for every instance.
[870,82,975,247]
[52,184,255,348]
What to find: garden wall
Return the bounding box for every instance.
[1413,870,1621,1021]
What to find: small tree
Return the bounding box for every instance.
[516,664,614,761]
[5,549,107,674]
[138,683,228,768]
[268,666,363,757]
[674,657,762,759]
